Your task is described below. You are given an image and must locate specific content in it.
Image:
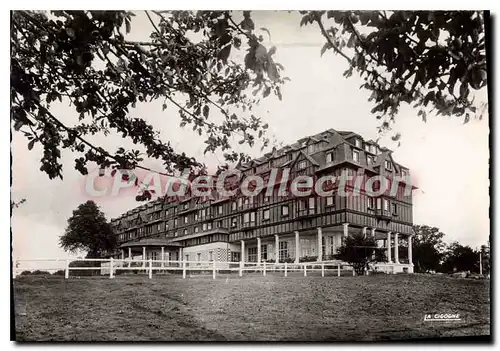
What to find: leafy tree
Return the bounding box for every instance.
[12,10,487,187]
[301,10,488,136]
[60,200,116,258]
[11,10,285,182]
[412,225,446,272]
[334,232,386,275]
[441,242,479,273]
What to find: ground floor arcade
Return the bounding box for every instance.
[112,224,414,273]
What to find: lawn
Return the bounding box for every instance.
[13,272,490,341]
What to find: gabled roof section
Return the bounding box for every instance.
[290,149,320,169]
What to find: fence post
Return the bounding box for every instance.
[353,267,356,276]
[182,261,186,279]
[303,264,307,277]
[148,259,152,279]
[212,260,216,280]
[263,261,266,276]
[65,259,69,279]
[337,265,340,277]
[284,262,288,277]
[321,263,325,277]
[239,261,243,277]
[110,257,114,279]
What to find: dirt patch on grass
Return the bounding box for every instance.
[13,273,490,341]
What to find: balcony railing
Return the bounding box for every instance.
[296,208,316,217]
[375,209,392,220]
[240,203,257,210]
[242,221,256,229]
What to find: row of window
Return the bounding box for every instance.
[119,195,401,242]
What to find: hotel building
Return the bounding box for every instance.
[108,128,415,273]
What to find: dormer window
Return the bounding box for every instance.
[297,160,307,170]
[385,160,392,170]
[364,144,371,152]
[367,155,374,165]
[355,139,362,148]
[353,150,360,163]
[326,152,334,163]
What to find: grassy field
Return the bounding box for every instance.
[13,272,490,341]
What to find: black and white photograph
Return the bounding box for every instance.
[9,7,491,343]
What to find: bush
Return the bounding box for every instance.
[299,256,318,263]
[31,270,51,275]
[279,257,294,263]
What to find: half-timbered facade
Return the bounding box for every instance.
[108,128,415,273]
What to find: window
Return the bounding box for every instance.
[401,169,408,176]
[297,160,307,170]
[281,204,289,216]
[231,216,238,228]
[326,152,334,163]
[231,252,241,262]
[355,139,362,148]
[261,245,268,260]
[364,144,371,152]
[207,222,212,230]
[209,251,213,262]
[197,253,201,262]
[174,231,178,237]
[385,160,392,170]
[243,211,256,223]
[232,201,237,210]
[157,223,162,232]
[353,150,360,163]
[263,209,270,220]
[309,197,315,209]
[383,199,389,211]
[184,216,188,224]
[194,212,198,221]
[218,205,223,215]
[183,229,188,235]
[217,220,223,228]
[264,196,270,203]
[238,197,243,208]
[367,155,374,165]
[185,254,189,261]
[392,203,398,214]
[368,197,375,209]
[370,145,376,154]
[248,247,258,262]
[194,226,199,233]
[326,196,334,207]
[183,202,189,210]
[279,241,288,261]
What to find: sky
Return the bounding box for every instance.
[11,11,490,269]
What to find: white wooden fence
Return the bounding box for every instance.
[13,258,361,279]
